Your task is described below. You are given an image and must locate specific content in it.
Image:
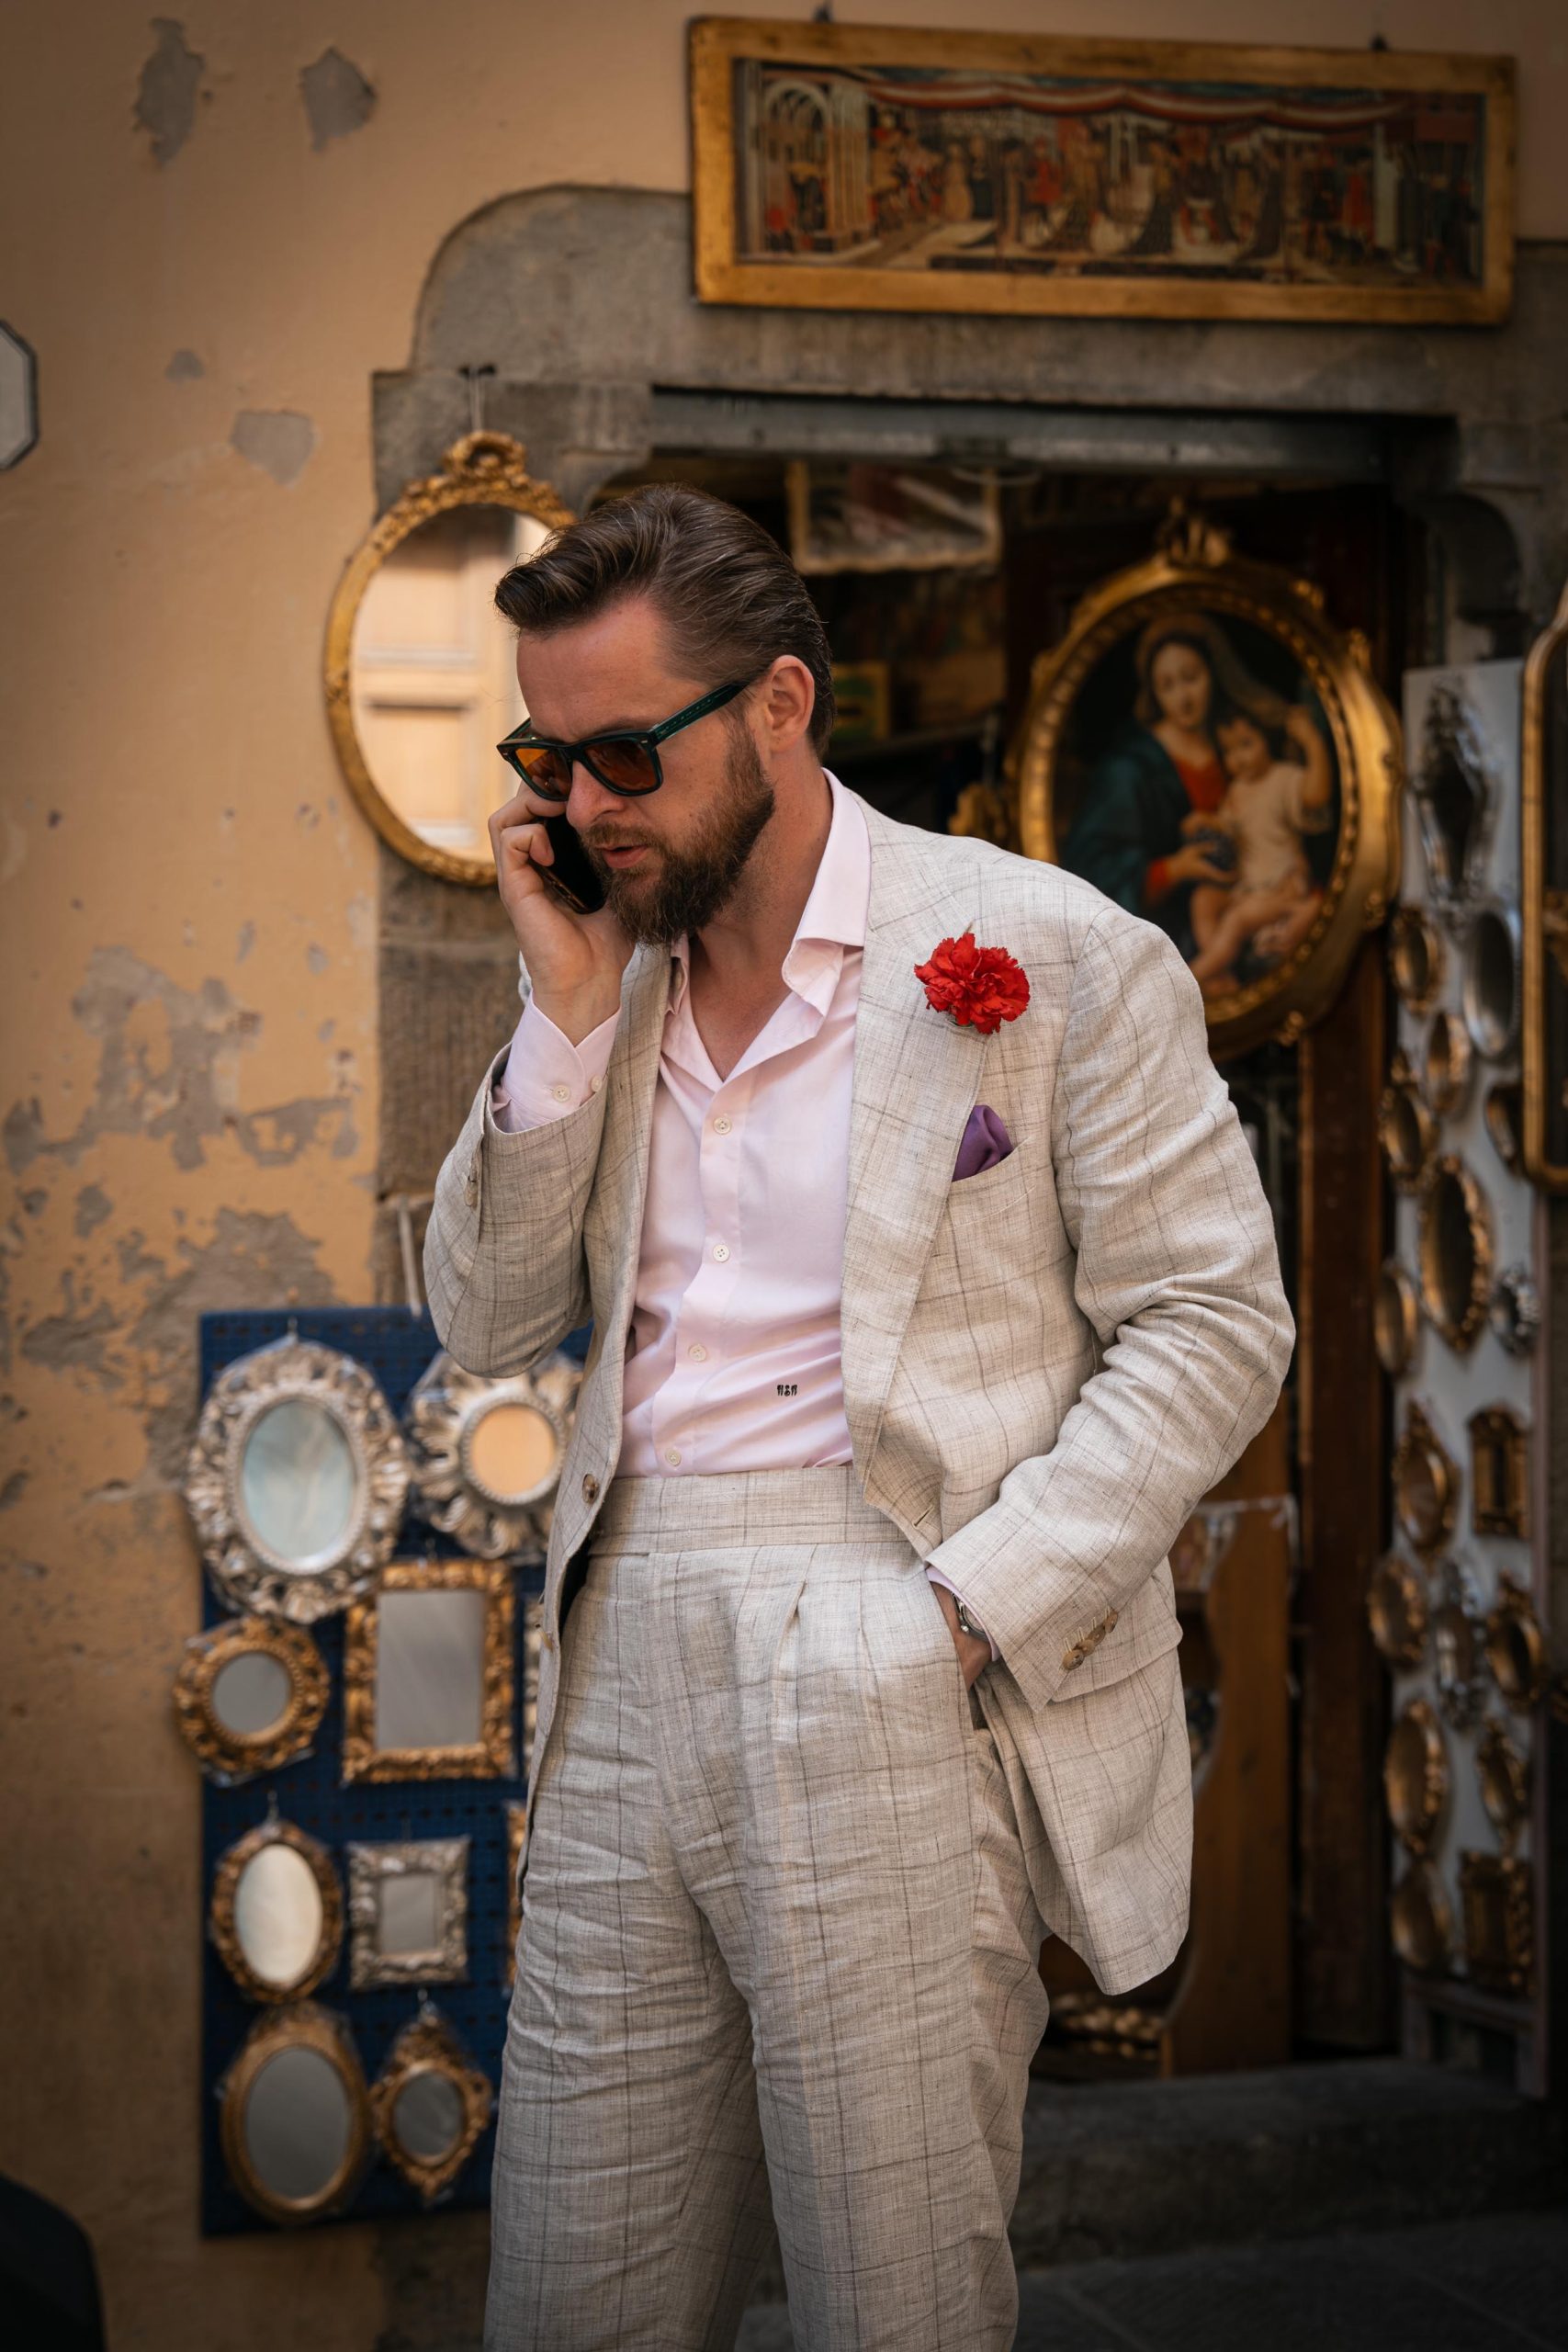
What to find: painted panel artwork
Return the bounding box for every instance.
[692,20,1514,324]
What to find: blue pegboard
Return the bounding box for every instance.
[197,1306,590,2235]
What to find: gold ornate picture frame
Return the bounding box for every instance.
[1468,1404,1530,1541]
[322,430,573,888]
[218,2003,370,2227]
[692,18,1514,326]
[1008,514,1401,1057]
[173,1616,329,1782]
[342,1558,515,1784]
[1459,1851,1534,1995]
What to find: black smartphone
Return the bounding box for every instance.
[536,812,606,915]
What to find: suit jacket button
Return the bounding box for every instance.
[1062,1641,1085,1670]
[581,1474,599,1502]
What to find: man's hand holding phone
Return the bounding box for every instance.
[488,787,634,1046]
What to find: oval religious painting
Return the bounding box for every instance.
[1011,521,1402,1057]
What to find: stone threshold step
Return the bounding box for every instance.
[1011,2057,1568,2269]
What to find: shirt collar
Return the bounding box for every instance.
[667,770,869,1021]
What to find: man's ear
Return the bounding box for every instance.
[757,655,816,756]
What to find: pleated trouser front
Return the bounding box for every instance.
[484,1464,1051,2352]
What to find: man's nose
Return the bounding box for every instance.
[565,763,624,832]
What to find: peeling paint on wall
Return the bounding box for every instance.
[230,410,316,487]
[300,48,377,151]
[164,347,204,381]
[5,945,356,1173]
[134,19,205,166]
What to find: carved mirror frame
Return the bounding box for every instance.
[1366,1550,1427,1669]
[1393,1396,1460,1557]
[209,1816,344,2004]
[322,430,574,888]
[1390,1860,1452,1975]
[1468,1404,1531,1541]
[1416,1154,1494,1354]
[347,1837,470,1990]
[506,1799,529,1988]
[184,1335,410,1623]
[405,1348,581,1559]
[1412,679,1499,932]
[369,2006,493,2202]
[173,1615,329,1781]
[1383,1697,1449,1858]
[342,1557,515,1783]
[1521,571,1568,1189]
[219,2002,370,2227]
[1459,1851,1534,1995]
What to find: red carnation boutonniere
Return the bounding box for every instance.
[913,928,1030,1037]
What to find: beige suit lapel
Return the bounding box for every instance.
[840,801,992,1479]
[581,940,670,1356]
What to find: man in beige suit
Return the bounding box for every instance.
[425,487,1295,2351]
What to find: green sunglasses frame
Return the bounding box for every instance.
[495,676,752,799]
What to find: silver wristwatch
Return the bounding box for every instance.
[953,1595,981,1639]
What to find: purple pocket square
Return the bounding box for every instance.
[953,1103,1013,1182]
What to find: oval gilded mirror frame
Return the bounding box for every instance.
[1476,1720,1530,1854]
[405,1348,582,1559]
[1010,516,1402,1059]
[1390,1860,1452,1974]
[209,1816,344,2004]
[1416,1153,1494,1354]
[1485,1574,1548,1713]
[323,431,574,888]
[1389,903,1446,1014]
[173,1616,329,1781]
[1393,1397,1460,1557]
[219,2002,370,2228]
[1372,1258,1421,1378]
[1383,1697,1449,1857]
[1421,1008,1473,1119]
[1378,1058,1437,1194]
[1366,1550,1427,1669]
[184,1336,410,1623]
[369,2006,493,2203]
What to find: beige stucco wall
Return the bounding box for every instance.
[2,6,1565,2346]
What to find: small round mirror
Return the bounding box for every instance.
[1461,901,1520,1058]
[244,2044,352,2207]
[391,2067,466,2164]
[234,1843,326,1992]
[241,1397,358,1567]
[211,1652,293,1739]
[465,1400,559,1506]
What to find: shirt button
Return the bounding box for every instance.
[713,1114,732,1134]
[664,1446,682,1466]
[712,1242,730,1261]
[688,1343,707,1361]
[581,1474,599,1502]
[589,1075,603,1093]
[551,1082,571,1102]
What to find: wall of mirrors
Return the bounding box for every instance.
[182,1309,584,2231]
[1381,659,1549,2090]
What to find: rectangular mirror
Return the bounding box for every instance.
[348,1838,469,1989]
[343,1560,515,1782]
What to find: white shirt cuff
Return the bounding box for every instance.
[926,1566,1001,1665]
[491,994,620,1131]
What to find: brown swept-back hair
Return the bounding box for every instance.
[493,482,837,755]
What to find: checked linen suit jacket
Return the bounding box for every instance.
[424,789,1296,1994]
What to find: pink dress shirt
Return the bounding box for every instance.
[491,771,998,1657]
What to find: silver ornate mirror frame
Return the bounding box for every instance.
[347,1836,470,1989]
[184,1335,410,1622]
[1412,681,1499,933]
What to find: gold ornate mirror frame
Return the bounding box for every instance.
[1009,513,1401,1058]
[1366,1551,1427,1669]
[1393,1397,1460,1556]
[323,431,573,888]
[173,1616,329,1781]
[1476,1721,1530,1854]
[209,1816,344,2004]
[1383,1697,1449,1857]
[1485,1574,1547,1712]
[1389,903,1446,1014]
[1416,1154,1494,1353]
[370,2006,493,2203]
[1379,1055,1437,1194]
[219,2002,370,2227]
[342,1558,515,1783]
[1390,1860,1452,1974]
[1459,1850,1534,1994]
[1520,573,1568,1189]
[1468,1404,1530,1540]
[1372,1259,1421,1379]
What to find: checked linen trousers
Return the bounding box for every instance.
[486,1464,1053,2352]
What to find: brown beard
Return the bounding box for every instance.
[583,724,777,946]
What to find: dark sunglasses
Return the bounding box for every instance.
[495,676,753,801]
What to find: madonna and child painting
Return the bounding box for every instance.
[1054,609,1340,1001]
